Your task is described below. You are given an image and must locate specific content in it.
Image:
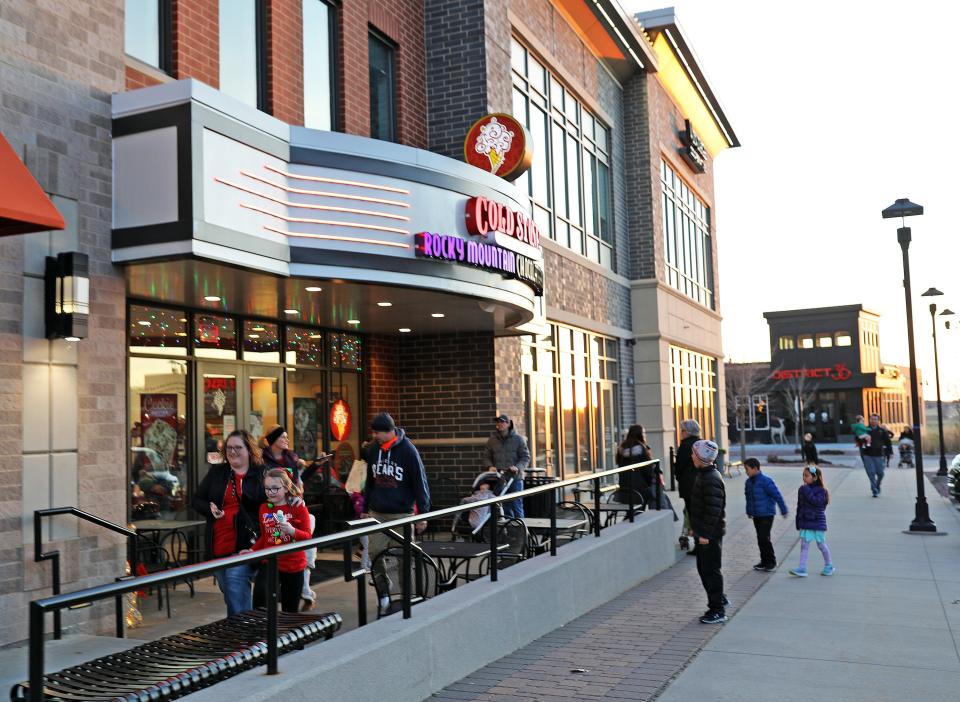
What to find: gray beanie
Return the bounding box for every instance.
[692,439,719,464]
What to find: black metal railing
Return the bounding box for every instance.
[26,459,661,702]
[34,507,141,641]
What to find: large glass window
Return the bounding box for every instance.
[303,0,335,130]
[369,31,396,141]
[220,0,263,108]
[511,38,614,268]
[522,323,619,478]
[670,346,717,444]
[125,0,170,71]
[661,159,714,308]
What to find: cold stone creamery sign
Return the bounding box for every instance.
[465,196,541,248]
[463,114,532,182]
[416,231,544,296]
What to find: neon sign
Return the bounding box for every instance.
[415,232,543,295]
[329,399,352,442]
[771,364,853,382]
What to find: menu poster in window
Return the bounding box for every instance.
[140,394,179,467]
[293,398,318,461]
[203,377,236,418]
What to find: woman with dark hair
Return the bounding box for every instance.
[192,429,268,616]
[615,424,654,502]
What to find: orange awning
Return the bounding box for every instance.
[0,132,65,236]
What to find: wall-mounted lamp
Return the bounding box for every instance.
[45,252,89,340]
[625,339,637,347]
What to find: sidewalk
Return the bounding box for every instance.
[429,465,807,701]
[657,464,960,702]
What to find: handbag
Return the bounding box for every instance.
[230,472,260,553]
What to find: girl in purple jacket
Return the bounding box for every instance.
[789,466,835,577]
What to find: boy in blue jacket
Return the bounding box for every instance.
[744,458,788,571]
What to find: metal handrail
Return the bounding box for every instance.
[33,507,140,641]
[26,459,660,702]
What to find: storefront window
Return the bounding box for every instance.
[661,159,714,308]
[243,320,280,363]
[129,305,187,356]
[194,314,237,359]
[670,346,717,444]
[286,326,325,366]
[302,0,335,130]
[129,357,188,520]
[511,37,614,269]
[328,333,362,369]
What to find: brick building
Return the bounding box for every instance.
[0,0,737,644]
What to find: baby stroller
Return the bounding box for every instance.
[451,470,514,540]
[897,439,915,469]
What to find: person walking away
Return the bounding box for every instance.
[615,425,654,503]
[789,466,834,577]
[361,412,431,615]
[860,413,892,497]
[743,458,788,572]
[192,430,268,616]
[244,469,314,612]
[675,419,701,552]
[689,439,727,624]
[801,433,819,466]
[485,414,531,518]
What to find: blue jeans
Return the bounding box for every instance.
[215,562,258,616]
[862,454,885,496]
[502,478,525,519]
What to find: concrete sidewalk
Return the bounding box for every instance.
[657,465,960,702]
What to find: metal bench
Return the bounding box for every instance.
[11,609,341,702]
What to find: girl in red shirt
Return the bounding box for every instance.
[247,468,313,612]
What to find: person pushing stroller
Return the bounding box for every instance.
[485,414,531,519]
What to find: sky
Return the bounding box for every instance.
[626,0,960,400]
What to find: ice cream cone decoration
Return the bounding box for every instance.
[487,148,503,173]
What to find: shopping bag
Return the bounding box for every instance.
[345,459,366,494]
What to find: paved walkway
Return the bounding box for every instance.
[429,465,811,701]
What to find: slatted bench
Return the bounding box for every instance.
[11,609,341,702]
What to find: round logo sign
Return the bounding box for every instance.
[329,399,352,442]
[464,113,533,182]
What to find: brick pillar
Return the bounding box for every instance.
[264,0,304,124]
[173,0,219,87]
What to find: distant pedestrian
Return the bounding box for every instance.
[860,414,892,497]
[789,466,834,577]
[485,414,531,518]
[743,458,788,572]
[688,439,727,624]
[615,425,654,502]
[801,432,819,466]
[675,419,701,552]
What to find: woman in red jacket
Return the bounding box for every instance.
[245,468,314,613]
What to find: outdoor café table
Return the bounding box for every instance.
[133,519,206,568]
[594,503,642,527]
[521,517,588,551]
[419,540,505,583]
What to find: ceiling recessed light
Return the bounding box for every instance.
[309,333,323,339]
[252,326,266,332]
[431,313,445,318]
[398,328,412,333]
[204,295,221,302]
[377,302,392,307]
[137,320,151,326]
[64,336,81,342]
[284,309,299,315]
[175,332,187,337]
[248,334,260,339]
[347,319,360,325]
[305,286,322,292]
[179,318,187,323]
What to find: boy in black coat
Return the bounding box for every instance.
[689,439,727,624]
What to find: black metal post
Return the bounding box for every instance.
[593,477,601,536]
[669,447,676,492]
[627,464,635,523]
[265,557,279,674]
[931,304,949,476]
[899,227,936,532]
[114,593,124,638]
[29,601,44,702]
[655,463,663,512]
[548,489,557,556]
[402,522,412,618]
[357,573,367,627]
[51,554,61,640]
[488,511,498,582]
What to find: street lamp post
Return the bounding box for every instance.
[881,198,937,533]
[921,288,954,476]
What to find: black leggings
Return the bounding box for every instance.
[279,570,304,613]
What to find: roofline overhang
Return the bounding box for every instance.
[636,7,740,148]
[588,0,659,74]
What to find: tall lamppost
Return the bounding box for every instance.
[921,287,954,476]
[881,198,937,532]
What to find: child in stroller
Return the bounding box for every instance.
[452,470,515,538]
[898,437,915,469]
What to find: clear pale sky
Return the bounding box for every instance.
[627,0,960,400]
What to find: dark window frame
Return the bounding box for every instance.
[368,27,397,142]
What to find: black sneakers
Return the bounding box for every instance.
[699,610,728,624]
[753,562,776,572]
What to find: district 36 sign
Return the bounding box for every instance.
[464,114,533,181]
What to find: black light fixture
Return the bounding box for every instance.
[882,198,937,532]
[44,252,89,341]
[921,290,954,477]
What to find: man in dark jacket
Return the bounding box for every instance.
[860,413,892,497]
[486,414,532,518]
[689,439,727,624]
[674,419,701,551]
[361,412,431,613]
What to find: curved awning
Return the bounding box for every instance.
[0,133,65,236]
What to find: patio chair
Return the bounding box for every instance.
[371,546,453,618]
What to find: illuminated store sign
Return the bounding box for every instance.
[465,196,541,248]
[463,114,532,182]
[415,232,543,295]
[771,363,853,382]
[679,119,707,174]
[329,399,352,442]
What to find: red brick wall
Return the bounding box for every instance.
[173,0,219,88]
[265,0,304,124]
[365,334,400,427]
[125,65,163,90]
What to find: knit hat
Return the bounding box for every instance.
[692,439,719,464]
[370,412,396,432]
[495,414,510,423]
